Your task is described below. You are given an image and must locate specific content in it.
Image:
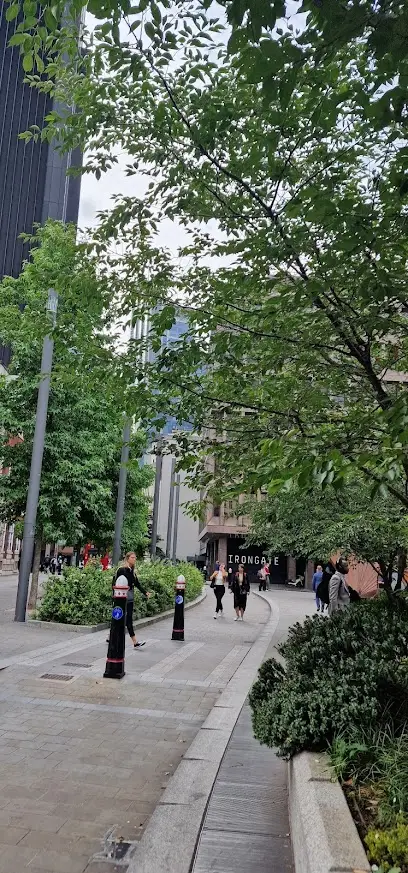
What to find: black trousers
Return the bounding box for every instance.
[126,601,135,637]
[214,585,225,613]
[259,580,266,591]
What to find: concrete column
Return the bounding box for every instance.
[287,556,296,582]
[306,560,315,591]
[217,536,228,566]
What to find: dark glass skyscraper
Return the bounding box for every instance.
[0,4,82,367]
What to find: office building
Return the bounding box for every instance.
[137,310,201,562]
[0,5,82,570]
[0,3,82,367]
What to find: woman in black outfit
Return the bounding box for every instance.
[231,565,250,621]
[113,551,151,648]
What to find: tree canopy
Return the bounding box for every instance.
[245,482,408,587]
[5,2,408,521]
[0,222,152,556]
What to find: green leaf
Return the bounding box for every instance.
[9,32,27,44]
[144,21,155,39]
[44,7,57,29]
[6,3,20,20]
[22,50,33,71]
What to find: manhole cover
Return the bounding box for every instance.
[40,673,74,681]
[63,662,92,668]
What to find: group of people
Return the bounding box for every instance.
[313,556,356,616]
[210,562,250,621]
[38,555,64,574]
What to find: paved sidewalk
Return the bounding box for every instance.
[127,589,314,873]
[0,578,286,873]
[192,704,293,873]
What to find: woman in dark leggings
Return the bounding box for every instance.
[210,562,228,619]
[113,551,151,648]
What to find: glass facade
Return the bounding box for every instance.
[0,6,81,366]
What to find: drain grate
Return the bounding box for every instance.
[63,662,92,668]
[40,673,74,681]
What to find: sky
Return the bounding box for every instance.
[77,0,304,251]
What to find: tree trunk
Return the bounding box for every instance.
[28,536,42,611]
[395,549,406,591]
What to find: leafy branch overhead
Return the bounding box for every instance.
[6,1,408,509]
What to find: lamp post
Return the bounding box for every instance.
[112,319,136,567]
[15,289,58,622]
[150,438,163,558]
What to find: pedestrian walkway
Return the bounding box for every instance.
[0,578,313,873]
[192,704,293,873]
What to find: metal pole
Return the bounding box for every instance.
[171,473,180,562]
[112,319,136,566]
[15,289,58,622]
[112,419,131,566]
[165,458,176,558]
[150,440,162,557]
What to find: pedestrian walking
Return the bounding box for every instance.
[264,561,270,589]
[258,565,267,591]
[313,564,324,612]
[112,552,151,648]
[57,555,63,575]
[100,553,110,571]
[231,564,250,621]
[50,556,57,575]
[210,562,228,618]
[328,557,351,616]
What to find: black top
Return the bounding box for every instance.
[231,572,250,594]
[113,566,147,596]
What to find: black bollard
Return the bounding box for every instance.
[104,574,129,679]
[172,574,186,641]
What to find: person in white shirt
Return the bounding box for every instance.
[210,562,228,618]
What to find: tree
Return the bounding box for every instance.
[7,4,408,519]
[0,222,152,607]
[245,483,408,589]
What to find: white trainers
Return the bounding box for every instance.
[234,616,239,621]
[214,613,218,619]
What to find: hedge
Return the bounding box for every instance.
[249,593,408,759]
[36,559,204,626]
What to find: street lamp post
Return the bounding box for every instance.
[111,320,136,567]
[112,419,131,567]
[15,289,58,622]
[150,439,163,558]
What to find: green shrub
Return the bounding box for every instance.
[249,594,408,759]
[37,559,203,625]
[366,817,408,871]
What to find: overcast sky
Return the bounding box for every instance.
[78,0,304,252]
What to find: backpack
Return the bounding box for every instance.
[316,561,336,605]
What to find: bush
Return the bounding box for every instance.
[37,559,203,625]
[249,594,408,759]
[366,817,408,871]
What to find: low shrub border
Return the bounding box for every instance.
[28,587,207,632]
[34,560,204,626]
